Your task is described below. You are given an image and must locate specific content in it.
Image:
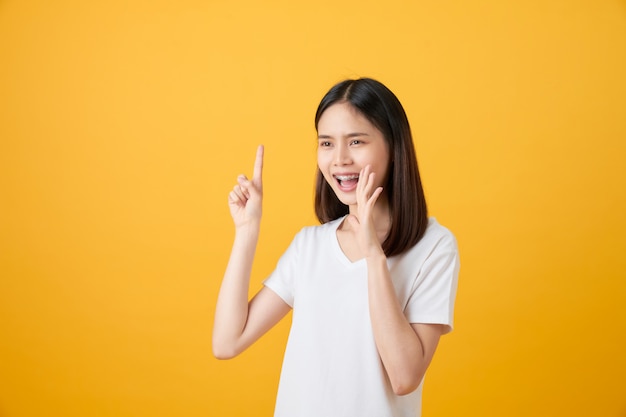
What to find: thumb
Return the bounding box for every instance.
[346,214,360,229]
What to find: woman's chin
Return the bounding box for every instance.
[335,196,356,207]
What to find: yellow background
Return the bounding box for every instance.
[1,0,625,416]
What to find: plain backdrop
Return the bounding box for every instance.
[1,1,625,416]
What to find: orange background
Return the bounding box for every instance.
[1,1,625,416]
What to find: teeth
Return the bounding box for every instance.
[335,174,359,181]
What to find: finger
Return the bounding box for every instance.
[364,171,376,196]
[234,182,251,200]
[356,166,369,198]
[359,168,376,201]
[228,190,246,205]
[252,145,264,184]
[368,186,384,206]
[358,165,369,186]
[237,175,255,199]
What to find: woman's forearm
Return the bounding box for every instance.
[366,255,429,396]
[212,223,260,359]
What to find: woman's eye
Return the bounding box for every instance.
[319,141,331,147]
[350,139,362,145]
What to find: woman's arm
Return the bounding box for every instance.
[212,146,291,359]
[366,255,444,395]
[347,165,444,395]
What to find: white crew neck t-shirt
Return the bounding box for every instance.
[264,217,459,417]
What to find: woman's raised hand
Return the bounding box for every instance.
[347,164,385,258]
[228,145,264,228]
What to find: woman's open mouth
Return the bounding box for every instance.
[334,174,359,190]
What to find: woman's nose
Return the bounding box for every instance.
[333,144,351,165]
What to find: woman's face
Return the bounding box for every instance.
[316,102,391,208]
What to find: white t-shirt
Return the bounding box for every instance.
[264,217,459,417]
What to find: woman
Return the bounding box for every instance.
[213,78,460,417]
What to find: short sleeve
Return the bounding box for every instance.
[405,233,460,333]
[263,232,301,308]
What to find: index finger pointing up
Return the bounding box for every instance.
[252,144,264,183]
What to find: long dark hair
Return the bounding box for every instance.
[314,78,428,257]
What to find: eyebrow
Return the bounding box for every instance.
[317,132,370,139]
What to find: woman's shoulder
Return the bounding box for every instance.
[388,217,458,272]
[413,217,458,253]
[425,217,455,237]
